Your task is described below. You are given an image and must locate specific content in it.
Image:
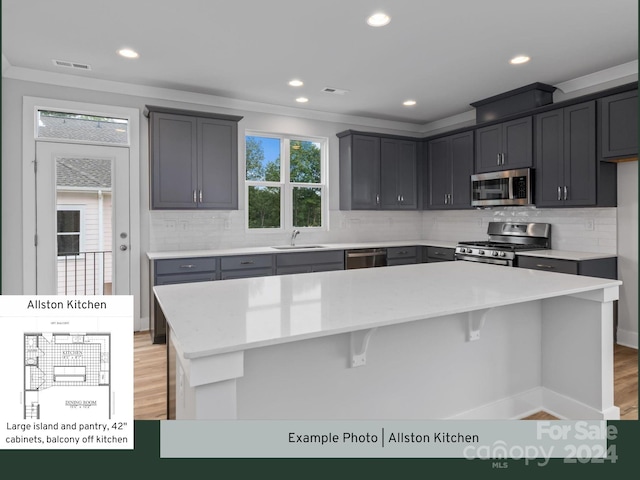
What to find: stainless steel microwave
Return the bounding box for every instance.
[471,168,533,207]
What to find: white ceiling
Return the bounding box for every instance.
[2,0,638,125]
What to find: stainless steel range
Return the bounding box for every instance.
[455,222,551,266]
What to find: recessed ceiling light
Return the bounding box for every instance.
[510,55,530,65]
[367,13,391,27]
[118,48,139,59]
[296,97,309,103]
[403,100,417,106]
[289,79,304,87]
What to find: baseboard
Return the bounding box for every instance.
[445,387,620,420]
[616,328,638,349]
[541,388,620,420]
[446,388,543,420]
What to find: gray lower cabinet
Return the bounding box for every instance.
[600,90,638,160]
[148,105,242,210]
[426,131,474,209]
[516,255,617,280]
[424,246,456,263]
[387,246,419,266]
[276,250,344,275]
[151,257,218,343]
[475,116,532,173]
[220,254,275,279]
[535,101,616,207]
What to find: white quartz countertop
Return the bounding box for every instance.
[154,261,620,360]
[516,250,617,261]
[146,239,457,260]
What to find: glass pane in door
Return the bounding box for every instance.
[56,157,112,295]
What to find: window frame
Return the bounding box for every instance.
[244,131,328,233]
[56,205,85,258]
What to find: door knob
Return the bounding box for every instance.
[120,245,128,251]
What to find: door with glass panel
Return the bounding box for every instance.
[35,142,130,295]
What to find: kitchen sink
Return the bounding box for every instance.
[270,245,327,250]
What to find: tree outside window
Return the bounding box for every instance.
[246,134,326,230]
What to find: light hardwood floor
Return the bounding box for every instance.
[134,332,638,420]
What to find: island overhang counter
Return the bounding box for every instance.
[153,261,621,421]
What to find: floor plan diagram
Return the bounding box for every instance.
[23,333,111,420]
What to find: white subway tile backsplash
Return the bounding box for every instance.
[422,207,616,254]
[149,206,617,256]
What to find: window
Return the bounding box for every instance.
[57,207,83,256]
[245,133,327,230]
[37,110,129,145]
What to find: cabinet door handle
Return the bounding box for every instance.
[449,193,453,204]
[397,194,401,203]
[564,186,568,201]
[401,195,404,203]
[376,193,380,205]
[240,260,255,265]
[501,153,505,165]
[199,190,203,203]
[497,153,501,166]
[193,190,197,203]
[180,264,195,269]
[444,194,448,205]
[557,186,561,201]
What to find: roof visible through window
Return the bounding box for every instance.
[37,110,129,145]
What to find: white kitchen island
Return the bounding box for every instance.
[153,261,621,421]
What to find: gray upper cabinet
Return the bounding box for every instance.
[535,101,599,207]
[380,138,417,209]
[338,131,417,210]
[339,133,381,209]
[426,131,473,209]
[475,116,532,173]
[148,106,243,209]
[600,90,638,160]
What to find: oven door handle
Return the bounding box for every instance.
[455,254,511,266]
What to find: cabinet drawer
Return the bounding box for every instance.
[155,257,216,275]
[155,272,217,285]
[387,257,418,266]
[276,250,344,267]
[425,246,455,261]
[516,256,578,274]
[221,254,274,271]
[220,267,274,280]
[386,246,418,259]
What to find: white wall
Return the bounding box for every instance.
[616,161,638,348]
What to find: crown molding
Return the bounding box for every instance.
[2,63,424,133]
[554,60,638,93]
[2,54,11,76]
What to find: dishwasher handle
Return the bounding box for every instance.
[346,250,386,258]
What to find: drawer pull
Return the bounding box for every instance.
[240,261,255,265]
[180,264,195,269]
[397,250,408,255]
[433,251,444,256]
[536,264,555,270]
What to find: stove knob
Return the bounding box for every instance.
[499,251,506,257]
[478,250,484,255]
[492,251,499,257]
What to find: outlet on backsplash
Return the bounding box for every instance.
[164,220,176,231]
[585,219,594,231]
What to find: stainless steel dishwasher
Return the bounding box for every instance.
[345,248,387,269]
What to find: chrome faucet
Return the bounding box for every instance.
[290,229,300,246]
